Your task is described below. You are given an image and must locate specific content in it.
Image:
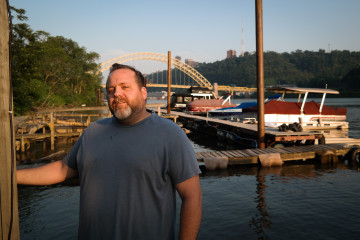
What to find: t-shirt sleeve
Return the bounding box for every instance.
[168,125,201,185]
[62,134,83,171]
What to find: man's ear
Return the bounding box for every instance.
[141,87,147,100]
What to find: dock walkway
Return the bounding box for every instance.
[165,110,326,147]
[196,143,360,169]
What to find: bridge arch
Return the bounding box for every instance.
[99,52,213,90]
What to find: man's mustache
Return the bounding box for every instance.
[113,98,127,103]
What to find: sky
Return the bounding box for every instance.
[10,0,360,76]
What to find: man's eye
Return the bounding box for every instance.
[107,89,115,95]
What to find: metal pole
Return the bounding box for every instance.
[167,51,171,114]
[256,0,265,149]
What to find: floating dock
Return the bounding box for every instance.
[163,110,327,147]
[158,110,360,147]
[196,143,360,169]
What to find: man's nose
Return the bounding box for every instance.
[114,87,124,97]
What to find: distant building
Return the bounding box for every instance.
[185,59,199,68]
[227,49,237,59]
[175,56,181,61]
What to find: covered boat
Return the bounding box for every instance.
[242,87,348,130]
[169,86,215,111]
[208,94,282,116]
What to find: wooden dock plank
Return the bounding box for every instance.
[219,151,236,158]
[232,150,250,158]
[220,151,237,158]
[244,149,261,156]
[197,143,358,166]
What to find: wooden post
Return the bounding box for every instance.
[50,112,55,151]
[256,0,266,149]
[20,136,25,152]
[42,115,46,133]
[167,51,171,114]
[213,83,219,98]
[86,115,91,126]
[0,0,20,238]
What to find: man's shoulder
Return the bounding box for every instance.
[86,117,114,130]
[148,114,181,129]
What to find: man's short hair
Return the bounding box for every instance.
[106,64,146,89]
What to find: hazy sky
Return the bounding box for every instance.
[10,0,360,74]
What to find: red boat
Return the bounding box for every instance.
[186,95,237,114]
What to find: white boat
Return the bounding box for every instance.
[169,87,215,111]
[241,86,348,130]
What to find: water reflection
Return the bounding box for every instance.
[249,167,273,239]
[199,160,359,239]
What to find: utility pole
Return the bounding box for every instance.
[167,51,171,114]
[256,0,265,149]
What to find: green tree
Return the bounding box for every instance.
[10,7,102,115]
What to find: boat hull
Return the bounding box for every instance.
[186,99,237,114]
[242,100,348,130]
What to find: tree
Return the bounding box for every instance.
[10,7,102,115]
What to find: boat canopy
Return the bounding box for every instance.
[266,86,339,95]
[265,86,340,115]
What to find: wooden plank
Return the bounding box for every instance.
[232,150,250,158]
[281,152,316,161]
[0,2,20,237]
[196,143,358,165]
[252,148,269,155]
[219,151,236,158]
[244,149,260,156]
[209,151,227,158]
[264,148,288,154]
[226,150,244,158]
[228,156,258,165]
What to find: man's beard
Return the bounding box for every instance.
[109,98,133,121]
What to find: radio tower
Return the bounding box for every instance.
[241,24,245,57]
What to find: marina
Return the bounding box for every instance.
[14,99,360,169]
[15,98,360,240]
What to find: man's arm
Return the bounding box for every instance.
[17,160,78,185]
[176,174,202,240]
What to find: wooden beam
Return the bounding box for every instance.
[0,0,20,238]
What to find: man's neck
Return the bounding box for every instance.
[114,110,151,126]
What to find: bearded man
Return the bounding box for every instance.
[17,64,202,240]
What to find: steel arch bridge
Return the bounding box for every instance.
[99,52,257,94]
[99,52,212,89]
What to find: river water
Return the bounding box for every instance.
[17,98,360,240]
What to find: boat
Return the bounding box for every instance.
[186,94,237,114]
[147,91,174,100]
[208,95,282,116]
[169,87,215,111]
[241,86,348,130]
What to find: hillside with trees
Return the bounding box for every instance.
[10,7,102,115]
[195,50,360,96]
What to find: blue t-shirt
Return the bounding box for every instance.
[63,114,201,240]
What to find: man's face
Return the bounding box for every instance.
[107,69,147,123]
